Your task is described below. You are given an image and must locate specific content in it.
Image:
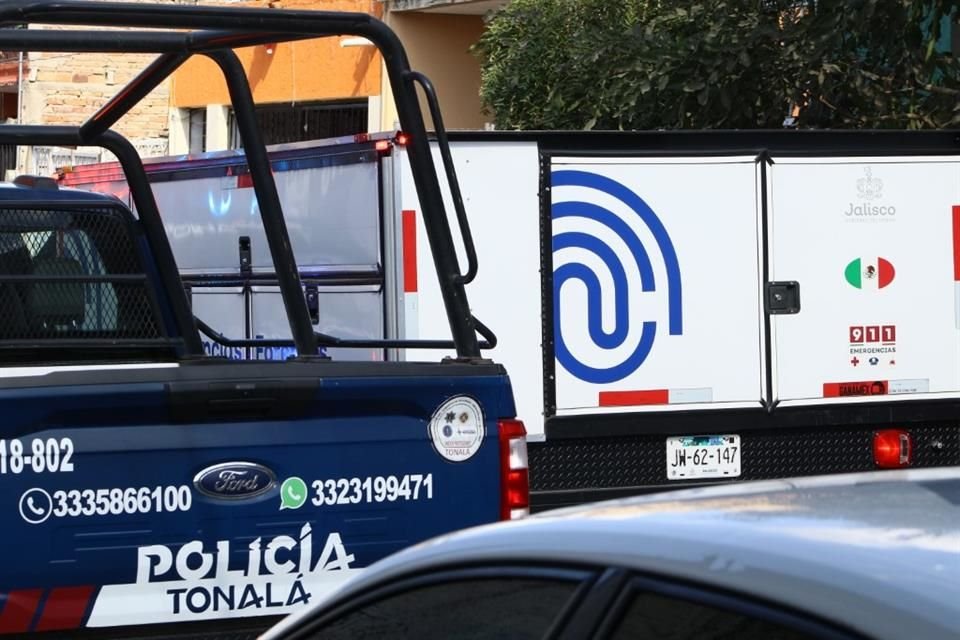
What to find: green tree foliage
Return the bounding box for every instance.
[473,0,960,130]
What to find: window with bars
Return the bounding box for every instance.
[228,100,368,149]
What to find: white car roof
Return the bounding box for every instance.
[266,468,960,640]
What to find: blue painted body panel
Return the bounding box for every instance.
[0,371,514,630]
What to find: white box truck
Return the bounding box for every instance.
[60,129,960,509]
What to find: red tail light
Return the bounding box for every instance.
[395,131,410,146]
[874,429,912,468]
[498,419,529,520]
[374,140,391,152]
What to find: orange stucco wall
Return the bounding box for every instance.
[171,0,382,107]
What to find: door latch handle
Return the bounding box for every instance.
[305,284,319,325]
[767,281,800,314]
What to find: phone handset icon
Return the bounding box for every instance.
[19,488,53,524]
[279,477,307,510]
[27,496,46,516]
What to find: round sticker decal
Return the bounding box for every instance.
[428,395,485,463]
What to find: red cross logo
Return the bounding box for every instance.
[850,357,860,366]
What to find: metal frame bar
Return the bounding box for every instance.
[0,29,320,53]
[443,129,960,153]
[0,339,181,348]
[196,316,493,352]
[0,125,205,354]
[205,48,318,357]
[0,275,146,282]
[0,0,483,359]
[408,71,478,286]
[81,53,190,140]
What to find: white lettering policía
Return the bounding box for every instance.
[87,524,359,627]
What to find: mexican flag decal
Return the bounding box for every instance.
[845,257,895,289]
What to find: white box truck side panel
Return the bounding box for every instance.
[190,286,246,359]
[398,141,546,437]
[250,285,384,362]
[550,156,765,414]
[769,156,960,402]
[146,161,380,274]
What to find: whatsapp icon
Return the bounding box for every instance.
[279,476,308,510]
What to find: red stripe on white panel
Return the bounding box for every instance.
[598,390,669,406]
[598,388,713,407]
[402,209,418,293]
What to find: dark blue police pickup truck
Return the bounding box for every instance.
[0,3,525,638]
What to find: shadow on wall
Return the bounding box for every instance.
[351,44,376,96]
[248,43,275,93]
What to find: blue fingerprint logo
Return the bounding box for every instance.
[207,190,232,218]
[552,170,682,384]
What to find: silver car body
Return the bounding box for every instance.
[264,468,960,640]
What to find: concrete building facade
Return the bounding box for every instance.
[167,0,506,153]
[0,0,506,176]
[380,0,505,131]
[168,0,384,154]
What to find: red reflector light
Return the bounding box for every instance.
[874,429,912,468]
[498,419,529,520]
[395,132,409,146]
[375,140,391,152]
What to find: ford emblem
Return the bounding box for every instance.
[193,462,277,500]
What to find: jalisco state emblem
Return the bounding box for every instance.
[856,167,883,200]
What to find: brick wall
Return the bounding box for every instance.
[17,0,384,172]
[22,0,186,146]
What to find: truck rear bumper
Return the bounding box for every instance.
[529,424,960,512]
